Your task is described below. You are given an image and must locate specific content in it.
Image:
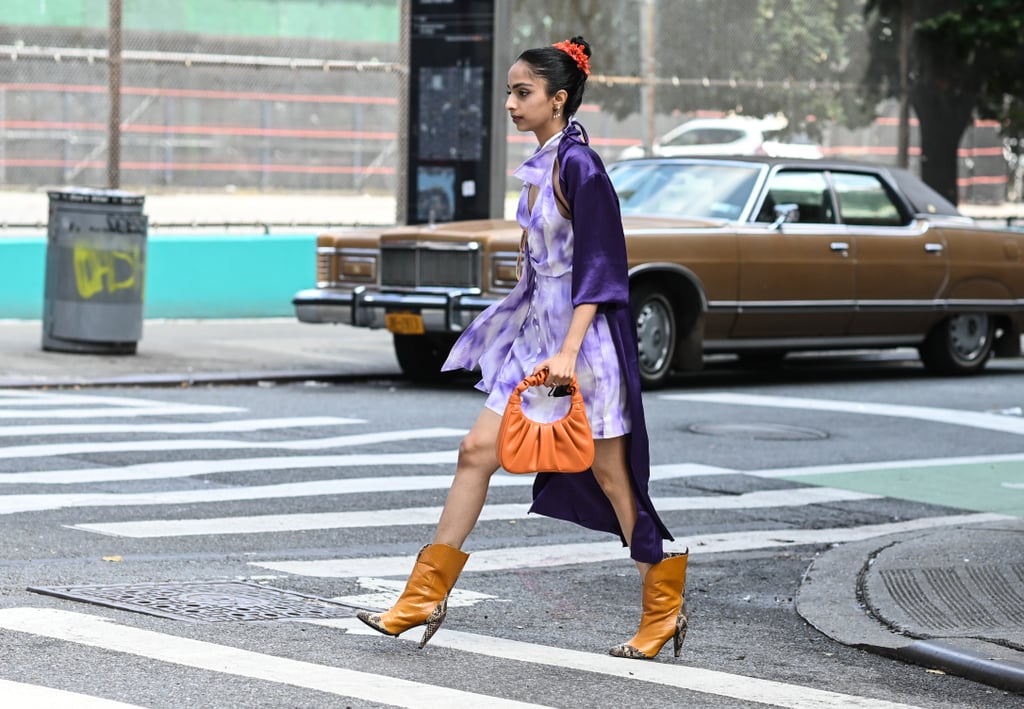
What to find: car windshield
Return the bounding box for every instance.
[609,161,762,220]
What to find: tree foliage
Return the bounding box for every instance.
[511,0,1024,203]
[511,0,868,139]
[863,0,1024,202]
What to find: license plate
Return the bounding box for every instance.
[385,312,425,335]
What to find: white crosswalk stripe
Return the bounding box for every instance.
[0,678,146,708]
[71,487,879,538]
[0,416,363,438]
[0,427,465,458]
[251,512,1007,578]
[0,608,925,709]
[0,609,549,709]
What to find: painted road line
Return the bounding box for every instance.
[334,578,499,610]
[0,450,460,485]
[252,512,1008,578]
[0,416,363,438]
[0,427,467,459]
[662,392,1024,435]
[0,459,729,497]
[323,618,923,709]
[0,678,145,708]
[70,487,878,538]
[0,608,547,709]
[0,390,236,409]
[0,474,491,514]
[0,404,244,419]
[752,452,1024,477]
[0,463,736,515]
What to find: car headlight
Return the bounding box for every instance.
[490,251,520,292]
[338,248,378,284]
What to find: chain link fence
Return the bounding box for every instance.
[0,0,1017,207]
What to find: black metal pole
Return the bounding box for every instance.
[108,0,122,188]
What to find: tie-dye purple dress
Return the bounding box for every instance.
[443,130,629,436]
[443,121,673,564]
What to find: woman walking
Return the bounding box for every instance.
[356,36,687,660]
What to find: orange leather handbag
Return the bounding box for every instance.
[496,371,595,474]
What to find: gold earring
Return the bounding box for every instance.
[554,106,562,118]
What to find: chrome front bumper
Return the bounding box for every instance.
[292,286,498,332]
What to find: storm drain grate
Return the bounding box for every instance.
[875,564,1024,640]
[27,580,368,623]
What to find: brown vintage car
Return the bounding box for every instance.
[294,156,1024,388]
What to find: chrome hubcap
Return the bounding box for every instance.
[636,299,672,374]
[948,314,990,361]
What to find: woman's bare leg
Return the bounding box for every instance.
[591,436,654,579]
[432,408,503,549]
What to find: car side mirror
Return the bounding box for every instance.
[770,203,800,230]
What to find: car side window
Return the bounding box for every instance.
[831,172,908,227]
[754,170,835,224]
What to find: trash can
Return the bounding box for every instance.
[42,188,148,354]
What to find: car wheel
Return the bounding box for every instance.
[393,333,460,382]
[631,284,677,389]
[919,313,995,375]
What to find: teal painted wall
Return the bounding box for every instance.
[1,240,46,319]
[1,235,316,320]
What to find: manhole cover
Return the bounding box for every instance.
[28,580,368,623]
[687,422,828,440]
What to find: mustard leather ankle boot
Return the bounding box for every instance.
[609,551,688,659]
[356,543,469,648]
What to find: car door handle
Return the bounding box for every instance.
[924,242,944,253]
[830,242,850,252]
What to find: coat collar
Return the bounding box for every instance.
[512,130,563,185]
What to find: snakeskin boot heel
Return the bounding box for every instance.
[609,550,688,660]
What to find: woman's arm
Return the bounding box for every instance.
[534,302,598,386]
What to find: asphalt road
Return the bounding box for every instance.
[1,362,1022,708]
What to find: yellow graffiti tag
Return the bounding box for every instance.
[73,244,142,299]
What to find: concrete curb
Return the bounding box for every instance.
[797,529,1024,693]
[0,369,400,390]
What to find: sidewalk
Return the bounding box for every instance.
[0,317,1021,693]
[0,319,401,387]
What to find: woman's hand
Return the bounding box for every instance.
[533,351,577,388]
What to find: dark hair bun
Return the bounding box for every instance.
[570,36,592,58]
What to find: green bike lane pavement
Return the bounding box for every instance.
[763,455,1024,518]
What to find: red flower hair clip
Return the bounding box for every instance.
[553,40,591,76]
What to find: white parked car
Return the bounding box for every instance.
[619,115,823,161]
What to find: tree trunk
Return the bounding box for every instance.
[911,86,974,206]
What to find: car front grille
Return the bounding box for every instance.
[380,242,481,289]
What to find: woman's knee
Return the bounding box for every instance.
[458,429,498,470]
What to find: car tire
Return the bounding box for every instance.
[393,333,460,382]
[631,284,677,389]
[918,313,995,375]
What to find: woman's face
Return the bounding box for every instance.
[505,60,563,142]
